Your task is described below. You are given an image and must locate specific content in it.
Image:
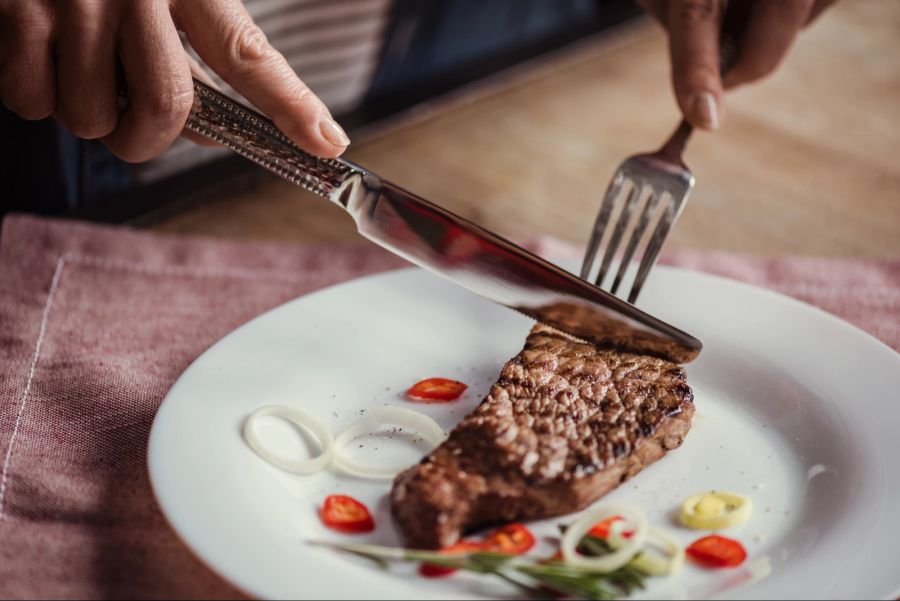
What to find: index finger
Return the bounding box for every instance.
[174,0,349,158]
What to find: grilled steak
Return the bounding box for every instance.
[391,324,694,549]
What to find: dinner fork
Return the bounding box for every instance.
[580,0,753,304]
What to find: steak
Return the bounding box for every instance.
[528,301,700,364]
[391,324,694,549]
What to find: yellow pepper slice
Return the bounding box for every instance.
[679,491,752,530]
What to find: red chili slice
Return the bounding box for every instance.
[482,523,536,555]
[406,378,468,402]
[419,541,483,577]
[588,515,634,539]
[686,534,747,568]
[320,495,375,533]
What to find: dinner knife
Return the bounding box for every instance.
[186,78,702,363]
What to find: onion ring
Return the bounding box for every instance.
[630,526,685,575]
[679,490,753,530]
[561,504,649,572]
[333,407,446,479]
[243,405,334,474]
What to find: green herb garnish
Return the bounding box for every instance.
[311,536,650,600]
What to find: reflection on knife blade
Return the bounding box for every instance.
[186,78,702,364]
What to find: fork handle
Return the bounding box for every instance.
[659,119,695,163]
[658,0,755,161]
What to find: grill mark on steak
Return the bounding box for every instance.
[390,324,694,549]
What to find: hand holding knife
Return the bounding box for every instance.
[186,78,702,364]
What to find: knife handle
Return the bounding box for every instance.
[186,78,356,199]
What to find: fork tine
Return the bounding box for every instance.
[609,189,662,295]
[580,172,624,280]
[594,179,644,288]
[627,194,676,304]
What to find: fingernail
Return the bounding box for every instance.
[693,92,720,130]
[319,118,350,147]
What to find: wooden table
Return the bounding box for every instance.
[150,0,900,258]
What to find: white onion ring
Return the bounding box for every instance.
[630,526,685,575]
[561,504,649,572]
[243,405,334,474]
[332,407,446,479]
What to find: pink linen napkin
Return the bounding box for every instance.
[0,214,405,599]
[0,214,897,599]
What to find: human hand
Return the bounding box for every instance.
[0,0,350,162]
[638,0,835,130]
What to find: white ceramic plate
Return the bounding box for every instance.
[148,264,900,600]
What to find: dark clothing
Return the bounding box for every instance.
[0,110,132,215]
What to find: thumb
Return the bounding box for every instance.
[667,0,725,130]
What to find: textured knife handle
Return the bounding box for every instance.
[186,78,354,198]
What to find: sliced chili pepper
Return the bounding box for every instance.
[686,534,747,568]
[419,541,483,577]
[588,515,634,539]
[320,495,375,533]
[482,523,536,555]
[406,378,468,402]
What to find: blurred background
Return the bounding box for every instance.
[2,0,898,257]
